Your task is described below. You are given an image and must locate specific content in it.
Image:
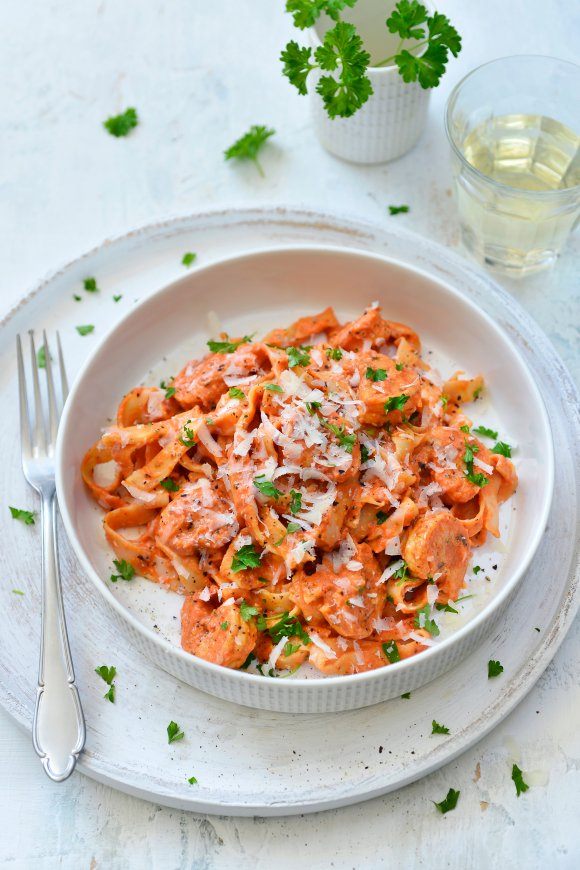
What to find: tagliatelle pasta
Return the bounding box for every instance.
[82,304,518,676]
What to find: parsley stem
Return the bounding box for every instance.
[374,39,430,68]
[253,157,265,177]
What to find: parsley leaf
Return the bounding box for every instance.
[286,522,301,534]
[376,510,388,525]
[37,346,47,368]
[473,425,498,439]
[160,478,180,492]
[167,721,184,744]
[306,401,321,415]
[76,324,94,336]
[388,205,410,215]
[366,366,387,381]
[323,420,356,453]
[95,665,116,703]
[285,0,357,30]
[290,489,302,514]
[103,107,138,137]
[431,720,450,735]
[401,692,411,699]
[326,347,343,360]
[187,775,198,784]
[207,335,252,354]
[160,379,176,399]
[286,346,311,367]
[113,294,122,303]
[228,387,245,399]
[392,560,408,582]
[9,506,35,525]
[182,252,197,267]
[386,3,462,89]
[253,475,282,500]
[472,565,482,574]
[511,763,529,797]
[315,22,373,119]
[264,383,283,393]
[387,0,428,39]
[395,362,404,371]
[460,424,470,433]
[83,277,99,293]
[231,544,262,573]
[382,640,400,663]
[414,604,440,636]
[463,440,488,487]
[73,294,82,302]
[384,394,409,413]
[280,41,316,95]
[110,559,135,583]
[262,612,310,645]
[240,600,259,622]
[224,125,275,176]
[488,659,503,678]
[179,421,196,448]
[433,787,460,814]
[492,441,512,458]
[220,620,229,630]
[360,444,370,463]
[12,589,25,596]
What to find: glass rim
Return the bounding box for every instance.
[444,54,580,199]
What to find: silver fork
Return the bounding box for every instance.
[17,331,85,781]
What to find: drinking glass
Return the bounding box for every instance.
[445,56,580,275]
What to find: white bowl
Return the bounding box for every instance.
[56,245,554,713]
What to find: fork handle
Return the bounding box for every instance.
[32,491,85,781]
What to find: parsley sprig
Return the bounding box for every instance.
[167,721,185,744]
[9,506,35,525]
[231,543,262,573]
[258,611,310,645]
[95,665,116,703]
[511,763,529,797]
[224,125,275,176]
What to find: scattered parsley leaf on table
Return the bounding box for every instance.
[12,589,25,596]
[83,277,99,293]
[187,775,198,785]
[511,763,530,796]
[112,294,123,303]
[36,346,47,368]
[488,659,504,678]
[73,294,82,302]
[95,665,116,703]
[388,205,410,215]
[224,125,275,176]
[182,252,197,267]
[433,787,460,814]
[103,107,139,138]
[401,692,411,699]
[167,721,184,744]
[76,325,94,336]
[110,559,135,583]
[431,720,450,735]
[9,507,35,525]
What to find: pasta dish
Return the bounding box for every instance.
[82,305,517,676]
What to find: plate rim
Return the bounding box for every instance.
[55,240,555,692]
[1,205,578,815]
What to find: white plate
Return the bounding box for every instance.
[0,207,578,814]
[56,244,554,713]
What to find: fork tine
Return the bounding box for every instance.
[28,331,46,453]
[17,335,32,458]
[43,331,59,448]
[56,331,69,404]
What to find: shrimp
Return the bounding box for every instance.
[173,344,268,409]
[403,511,470,601]
[157,478,238,555]
[181,598,257,668]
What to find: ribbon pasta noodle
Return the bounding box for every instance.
[82,304,517,675]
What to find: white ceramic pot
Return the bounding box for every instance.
[309,0,431,164]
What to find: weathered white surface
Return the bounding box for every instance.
[0,0,578,868]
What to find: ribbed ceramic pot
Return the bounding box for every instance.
[309,0,431,164]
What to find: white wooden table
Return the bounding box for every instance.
[1,1,578,868]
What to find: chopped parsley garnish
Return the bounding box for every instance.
[110,559,135,583]
[73,294,82,301]
[160,380,176,399]
[323,420,356,453]
[473,565,482,574]
[9,506,35,525]
[240,652,256,670]
[207,335,253,354]
[182,252,197,267]
[360,444,370,463]
[511,763,529,796]
[286,522,301,534]
[187,775,198,784]
[384,394,409,413]
[440,395,449,408]
[224,125,276,176]
[388,205,409,215]
[366,366,387,382]
[220,621,229,630]
[473,425,498,439]
[76,324,94,336]
[473,386,483,399]
[460,424,470,433]
[306,401,321,415]
[103,107,138,137]
[113,294,122,302]
[83,277,98,293]
[240,601,259,622]
[435,601,458,614]
[286,346,311,368]
[259,611,310,645]
[382,640,400,663]
[284,642,302,657]
[492,441,512,457]
[414,604,440,636]
[326,347,343,360]
[264,383,283,392]
[431,720,450,735]
[228,387,245,399]
[160,478,180,492]
[433,787,460,814]
[179,422,196,448]
[290,489,302,514]
[395,362,404,371]
[463,440,488,487]
[392,560,408,582]
[253,475,282,499]
[12,589,24,596]
[376,510,388,525]
[488,659,503,678]
[37,346,47,368]
[95,665,116,703]
[466,470,488,487]
[167,721,184,744]
[231,544,262,573]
